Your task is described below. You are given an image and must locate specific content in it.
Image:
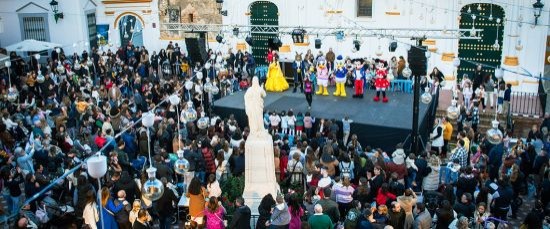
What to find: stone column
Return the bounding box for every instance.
[242,131,280,215]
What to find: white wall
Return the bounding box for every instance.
[0,0,94,55]
[215,0,549,93]
[95,0,161,53]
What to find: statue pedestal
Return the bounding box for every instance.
[242,131,279,215]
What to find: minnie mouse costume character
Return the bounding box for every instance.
[373,61,390,102]
[352,60,366,98]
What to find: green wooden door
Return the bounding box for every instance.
[250,1,278,66]
[458,3,505,81]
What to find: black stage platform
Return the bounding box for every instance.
[213,87,431,152]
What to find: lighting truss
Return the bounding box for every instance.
[161,23,483,40]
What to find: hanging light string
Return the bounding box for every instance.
[407,0,550,27]
[320,1,540,79]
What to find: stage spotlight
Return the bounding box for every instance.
[273,37,282,47]
[292,29,306,43]
[245,36,254,46]
[353,40,361,51]
[315,39,322,49]
[216,34,223,43]
[233,28,239,36]
[389,42,398,52]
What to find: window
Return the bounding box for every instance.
[357,0,373,17]
[87,12,97,49]
[21,16,48,41]
[189,14,194,23]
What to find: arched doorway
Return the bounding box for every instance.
[457,3,505,81]
[118,14,143,47]
[250,1,278,66]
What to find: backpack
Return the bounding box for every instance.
[341,162,352,178]
[344,208,360,229]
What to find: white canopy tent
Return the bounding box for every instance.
[4,39,61,52]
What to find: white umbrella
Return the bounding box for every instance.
[5,39,61,52]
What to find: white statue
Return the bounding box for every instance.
[244,77,267,136]
[242,77,279,214]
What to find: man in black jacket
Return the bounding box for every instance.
[154,178,178,229]
[228,196,251,229]
[317,188,340,224]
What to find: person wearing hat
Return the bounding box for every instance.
[333,55,347,97]
[352,60,366,98]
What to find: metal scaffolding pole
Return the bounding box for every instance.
[160,23,482,40]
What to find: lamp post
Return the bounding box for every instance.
[49,0,64,23]
[533,0,544,26]
[86,154,107,229]
[216,0,228,16]
[142,112,164,201]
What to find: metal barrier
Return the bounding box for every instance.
[510,91,544,117]
[390,79,414,93]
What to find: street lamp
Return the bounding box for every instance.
[216,0,228,16]
[533,0,544,25]
[49,0,64,23]
[141,112,164,201]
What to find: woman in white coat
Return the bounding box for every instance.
[82,190,99,229]
[430,118,445,156]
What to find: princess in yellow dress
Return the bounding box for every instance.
[265,56,289,92]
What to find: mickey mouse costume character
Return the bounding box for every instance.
[333,55,347,97]
[316,57,329,96]
[373,60,390,102]
[352,60,366,98]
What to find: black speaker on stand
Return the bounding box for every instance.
[407,46,427,77]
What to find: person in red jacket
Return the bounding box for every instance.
[376,183,396,206]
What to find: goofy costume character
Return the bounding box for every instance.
[316,57,329,96]
[352,60,366,98]
[333,55,347,97]
[373,61,390,102]
[292,52,305,93]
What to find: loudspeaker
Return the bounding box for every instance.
[268,38,281,50]
[245,36,254,46]
[315,39,322,49]
[185,38,208,65]
[407,46,427,77]
[389,42,398,52]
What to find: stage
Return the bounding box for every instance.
[213,87,432,152]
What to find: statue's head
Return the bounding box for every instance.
[252,76,260,86]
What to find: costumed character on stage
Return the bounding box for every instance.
[292,52,305,93]
[373,61,390,102]
[333,55,347,97]
[352,60,366,98]
[315,57,329,96]
[265,56,289,92]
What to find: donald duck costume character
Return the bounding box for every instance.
[352,60,366,98]
[316,57,329,96]
[373,61,390,102]
[333,55,347,97]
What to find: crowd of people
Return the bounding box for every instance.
[0,41,548,229]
